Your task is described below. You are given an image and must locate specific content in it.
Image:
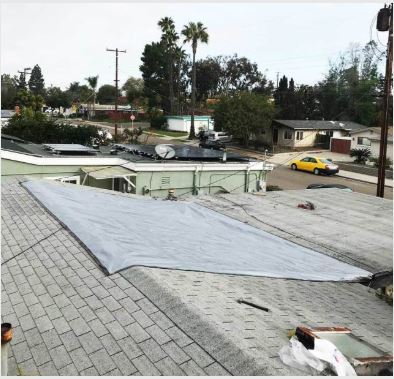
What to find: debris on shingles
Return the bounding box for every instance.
[376,285,393,306]
[164,189,178,201]
[297,201,315,210]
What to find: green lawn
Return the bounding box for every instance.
[145,128,189,137]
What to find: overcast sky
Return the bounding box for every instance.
[1,1,387,90]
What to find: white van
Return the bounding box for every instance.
[206,131,232,142]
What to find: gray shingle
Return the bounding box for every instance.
[146,324,171,345]
[117,337,143,360]
[35,315,54,333]
[30,343,51,366]
[53,317,71,335]
[89,349,117,375]
[95,306,115,324]
[136,298,158,315]
[99,333,122,356]
[183,343,214,368]
[139,338,167,363]
[155,356,186,376]
[125,322,150,343]
[79,331,102,355]
[19,314,35,332]
[12,341,32,364]
[41,329,62,350]
[166,326,193,348]
[162,340,190,364]
[205,362,231,375]
[113,308,135,327]
[60,330,81,352]
[132,355,161,376]
[111,352,138,375]
[38,361,58,376]
[132,310,154,329]
[180,359,207,376]
[70,347,94,372]
[24,328,44,348]
[106,319,128,340]
[58,363,79,376]
[49,345,72,369]
[88,318,108,338]
[69,317,90,337]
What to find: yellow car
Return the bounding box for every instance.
[290,156,339,175]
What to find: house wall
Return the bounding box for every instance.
[2,158,268,197]
[350,130,393,161]
[167,119,186,132]
[134,169,265,197]
[1,159,81,178]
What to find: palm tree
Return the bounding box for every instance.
[85,75,99,118]
[181,22,208,139]
[158,17,178,115]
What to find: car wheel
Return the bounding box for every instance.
[313,168,320,175]
[291,164,297,171]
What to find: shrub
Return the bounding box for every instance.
[266,184,283,191]
[3,117,99,145]
[369,156,393,168]
[150,116,166,129]
[350,147,371,164]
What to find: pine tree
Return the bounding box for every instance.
[28,64,45,95]
[16,72,27,90]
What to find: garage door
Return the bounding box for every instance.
[331,138,351,154]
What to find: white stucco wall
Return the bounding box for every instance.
[350,129,393,161]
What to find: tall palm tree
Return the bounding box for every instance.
[158,17,178,115]
[181,22,208,139]
[85,75,99,118]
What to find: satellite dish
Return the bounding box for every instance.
[155,144,175,159]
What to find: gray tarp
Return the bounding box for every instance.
[24,180,372,281]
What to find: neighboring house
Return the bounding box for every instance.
[1,110,15,127]
[1,135,272,197]
[271,120,366,149]
[165,115,214,133]
[350,127,393,162]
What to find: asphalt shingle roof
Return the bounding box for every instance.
[1,178,393,376]
[274,119,366,131]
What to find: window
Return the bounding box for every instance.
[296,131,304,140]
[284,130,293,140]
[309,158,317,163]
[301,157,310,162]
[357,137,371,146]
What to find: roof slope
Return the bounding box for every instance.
[2,179,392,376]
[192,190,392,273]
[274,119,366,131]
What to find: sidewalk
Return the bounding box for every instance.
[338,170,393,187]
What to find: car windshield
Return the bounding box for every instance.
[320,159,333,164]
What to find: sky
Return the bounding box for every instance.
[0,1,387,90]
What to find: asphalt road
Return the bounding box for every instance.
[268,165,393,200]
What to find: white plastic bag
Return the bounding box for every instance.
[310,338,357,376]
[279,337,326,373]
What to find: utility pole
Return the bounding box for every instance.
[106,48,126,141]
[376,3,393,198]
[17,67,31,88]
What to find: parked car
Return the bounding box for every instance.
[290,156,339,175]
[205,131,232,143]
[199,140,226,150]
[306,183,353,192]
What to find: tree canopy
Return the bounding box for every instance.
[213,92,275,147]
[1,74,18,109]
[45,87,72,109]
[28,64,45,95]
[97,84,118,104]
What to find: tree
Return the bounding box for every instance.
[45,87,72,110]
[97,84,118,104]
[316,41,383,126]
[158,17,179,114]
[195,57,221,101]
[182,22,209,139]
[122,77,144,105]
[85,75,99,117]
[15,89,44,113]
[28,64,45,95]
[66,82,91,104]
[213,92,275,147]
[16,72,27,90]
[1,74,18,109]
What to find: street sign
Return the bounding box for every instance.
[130,115,135,121]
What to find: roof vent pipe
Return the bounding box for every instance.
[222,149,227,163]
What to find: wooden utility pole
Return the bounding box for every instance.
[376,4,393,198]
[106,48,126,141]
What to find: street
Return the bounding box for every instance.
[268,165,393,200]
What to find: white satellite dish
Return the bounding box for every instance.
[155,144,176,159]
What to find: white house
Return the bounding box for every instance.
[350,127,393,162]
[165,115,214,133]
